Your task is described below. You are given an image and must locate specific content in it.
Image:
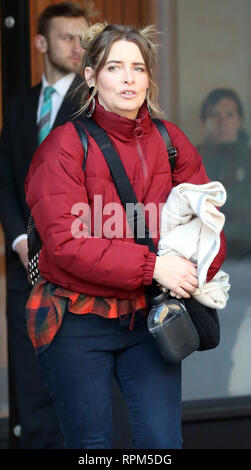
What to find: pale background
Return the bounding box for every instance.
[177,0,251,146]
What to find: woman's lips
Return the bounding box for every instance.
[120,90,136,98]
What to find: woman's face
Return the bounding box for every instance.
[204,98,242,143]
[85,39,149,119]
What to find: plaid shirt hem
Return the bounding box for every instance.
[26,277,148,355]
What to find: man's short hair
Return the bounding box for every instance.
[37,1,90,37]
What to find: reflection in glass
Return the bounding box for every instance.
[197,88,251,259]
[175,0,251,404]
[195,88,251,398]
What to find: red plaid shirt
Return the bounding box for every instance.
[26,277,148,355]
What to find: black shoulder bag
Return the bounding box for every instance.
[27,117,220,358]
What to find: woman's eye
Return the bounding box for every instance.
[108,65,118,71]
[106,64,146,72]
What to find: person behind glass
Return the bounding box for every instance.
[0,2,89,449]
[25,23,226,449]
[197,88,251,259]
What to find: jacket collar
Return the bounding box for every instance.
[92,98,152,142]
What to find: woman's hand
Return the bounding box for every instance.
[153,255,198,298]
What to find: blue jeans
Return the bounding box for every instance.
[38,311,182,449]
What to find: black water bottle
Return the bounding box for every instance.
[147,286,200,363]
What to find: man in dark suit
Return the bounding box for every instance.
[0,2,89,448]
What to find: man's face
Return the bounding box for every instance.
[46,16,88,75]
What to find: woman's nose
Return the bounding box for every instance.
[123,69,134,84]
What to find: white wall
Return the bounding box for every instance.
[176,0,251,144]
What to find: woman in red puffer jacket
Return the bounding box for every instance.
[25,23,226,450]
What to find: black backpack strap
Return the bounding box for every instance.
[73,119,89,171]
[79,117,156,253]
[27,116,175,286]
[152,118,177,171]
[74,116,176,174]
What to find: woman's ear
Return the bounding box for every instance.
[84,67,95,88]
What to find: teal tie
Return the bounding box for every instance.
[38,86,55,144]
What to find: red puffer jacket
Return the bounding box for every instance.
[25,101,226,298]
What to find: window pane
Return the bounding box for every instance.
[175,0,251,400]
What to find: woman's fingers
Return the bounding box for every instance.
[182,276,198,290]
[186,264,198,279]
[170,276,198,297]
[170,289,190,299]
[153,255,199,297]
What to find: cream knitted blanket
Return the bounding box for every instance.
[158,181,230,309]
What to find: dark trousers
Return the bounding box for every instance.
[38,311,182,449]
[7,288,64,448]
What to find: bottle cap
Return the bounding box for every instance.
[148,281,168,306]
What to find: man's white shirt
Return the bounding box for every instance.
[12,73,76,252]
[36,72,75,126]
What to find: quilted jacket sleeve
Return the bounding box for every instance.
[25,123,156,291]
